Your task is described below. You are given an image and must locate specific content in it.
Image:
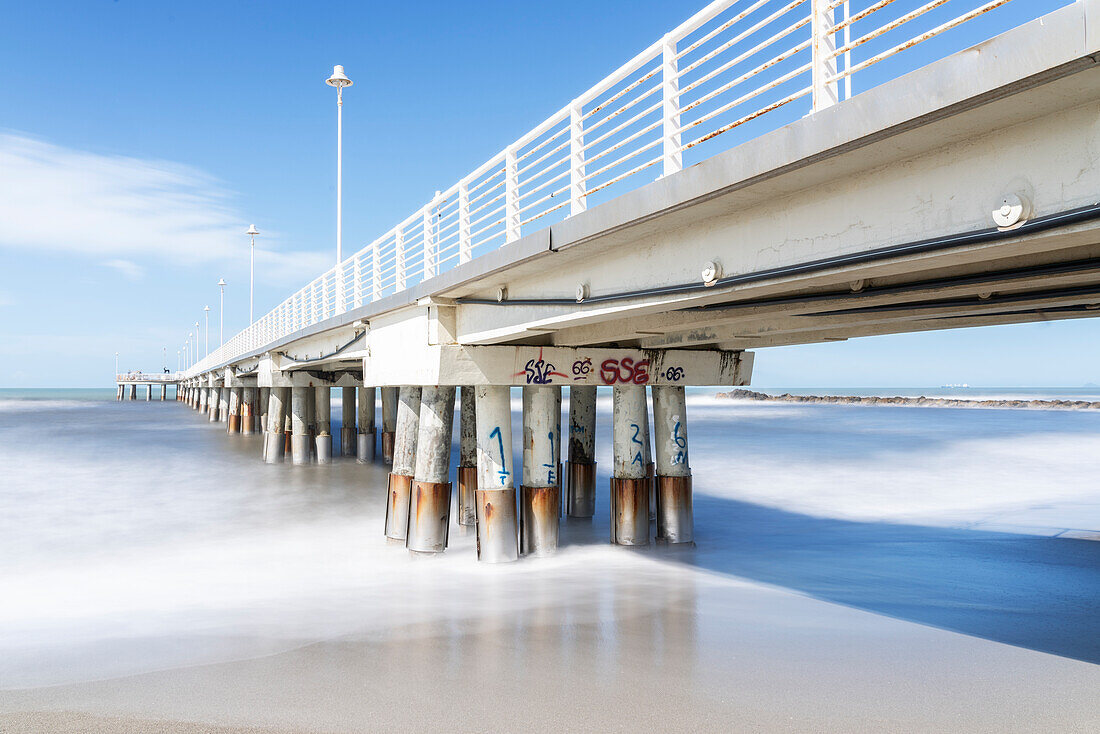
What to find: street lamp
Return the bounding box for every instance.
[246,224,259,325]
[177,350,181,372]
[326,64,352,313]
[163,346,166,372]
[186,336,192,368]
[194,322,200,363]
[203,305,211,356]
[115,351,119,378]
[217,278,226,344]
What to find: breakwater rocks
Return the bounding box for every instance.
[715,389,1100,410]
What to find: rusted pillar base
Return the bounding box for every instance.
[475,488,518,563]
[228,415,240,433]
[241,409,254,436]
[357,431,375,463]
[284,430,292,454]
[656,475,693,544]
[407,481,451,553]
[315,433,332,464]
[456,466,477,526]
[566,462,596,518]
[610,477,650,546]
[265,431,285,464]
[381,431,395,463]
[384,473,414,541]
[520,485,560,556]
[341,427,355,458]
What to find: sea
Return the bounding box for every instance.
[1,386,1098,730]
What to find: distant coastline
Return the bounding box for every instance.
[716,389,1100,410]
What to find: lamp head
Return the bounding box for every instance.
[217,278,226,288]
[246,224,259,236]
[204,305,210,312]
[326,65,352,88]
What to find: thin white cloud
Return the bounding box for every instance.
[102,258,145,280]
[0,131,322,286]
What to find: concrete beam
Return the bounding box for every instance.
[364,344,753,387]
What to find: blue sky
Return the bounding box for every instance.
[1,0,1095,388]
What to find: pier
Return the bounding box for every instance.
[130,0,1100,563]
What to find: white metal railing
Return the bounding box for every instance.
[117,373,180,383]
[186,0,1051,376]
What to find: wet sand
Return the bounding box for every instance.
[1,395,1099,731]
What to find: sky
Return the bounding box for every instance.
[1,0,1095,388]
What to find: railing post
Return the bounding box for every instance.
[372,239,382,300]
[396,225,406,291]
[423,193,438,280]
[505,147,520,242]
[661,34,682,177]
[569,100,586,215]
[459,179,472,263]
[811,0,838,112]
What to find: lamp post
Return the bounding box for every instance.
[163,346,166,372]
[194,322,200,363]
[217,279,226,344]
[186,337,192,368]
[203,305,211,356]
[115,351,119,378]
[246,225,259,324]
[177,350,181,372]
[326,65,352,313]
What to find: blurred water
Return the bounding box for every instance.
[0,388,1098,693]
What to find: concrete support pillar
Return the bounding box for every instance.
[407,386,456,554]
[129,384,136,400]
[314,386,332,464]
[652,386,693,544]
[381,386,399,463]
[219,388,229,424]
[198,387,205,413]
[265,387,287,464]
[258,387,270,437]
[241,387,256,435]
[611,385,650,546]
[643,388,655,520]
[357,386,376,463]
[340,386,356,457]
[306,387,317,460]
[385,387,421,541]
[284,403,293,455]
[474,386,519,563]
[228,387,242,433]
[520,385,561,556]
[566,386,597,518]
[116,385,121,401]
[456,386,478,526]
[290,387,311,465]
[145,385,151,401]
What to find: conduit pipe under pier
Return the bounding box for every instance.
[566,386,597,518]
[611,385,650,546]
[406,386,456,554]
[380,387,398,464]
[384,387,421,542]
[520,385,561,556]
[357,386,376,463]
[474,386,519,563]
[456,387,478,527]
